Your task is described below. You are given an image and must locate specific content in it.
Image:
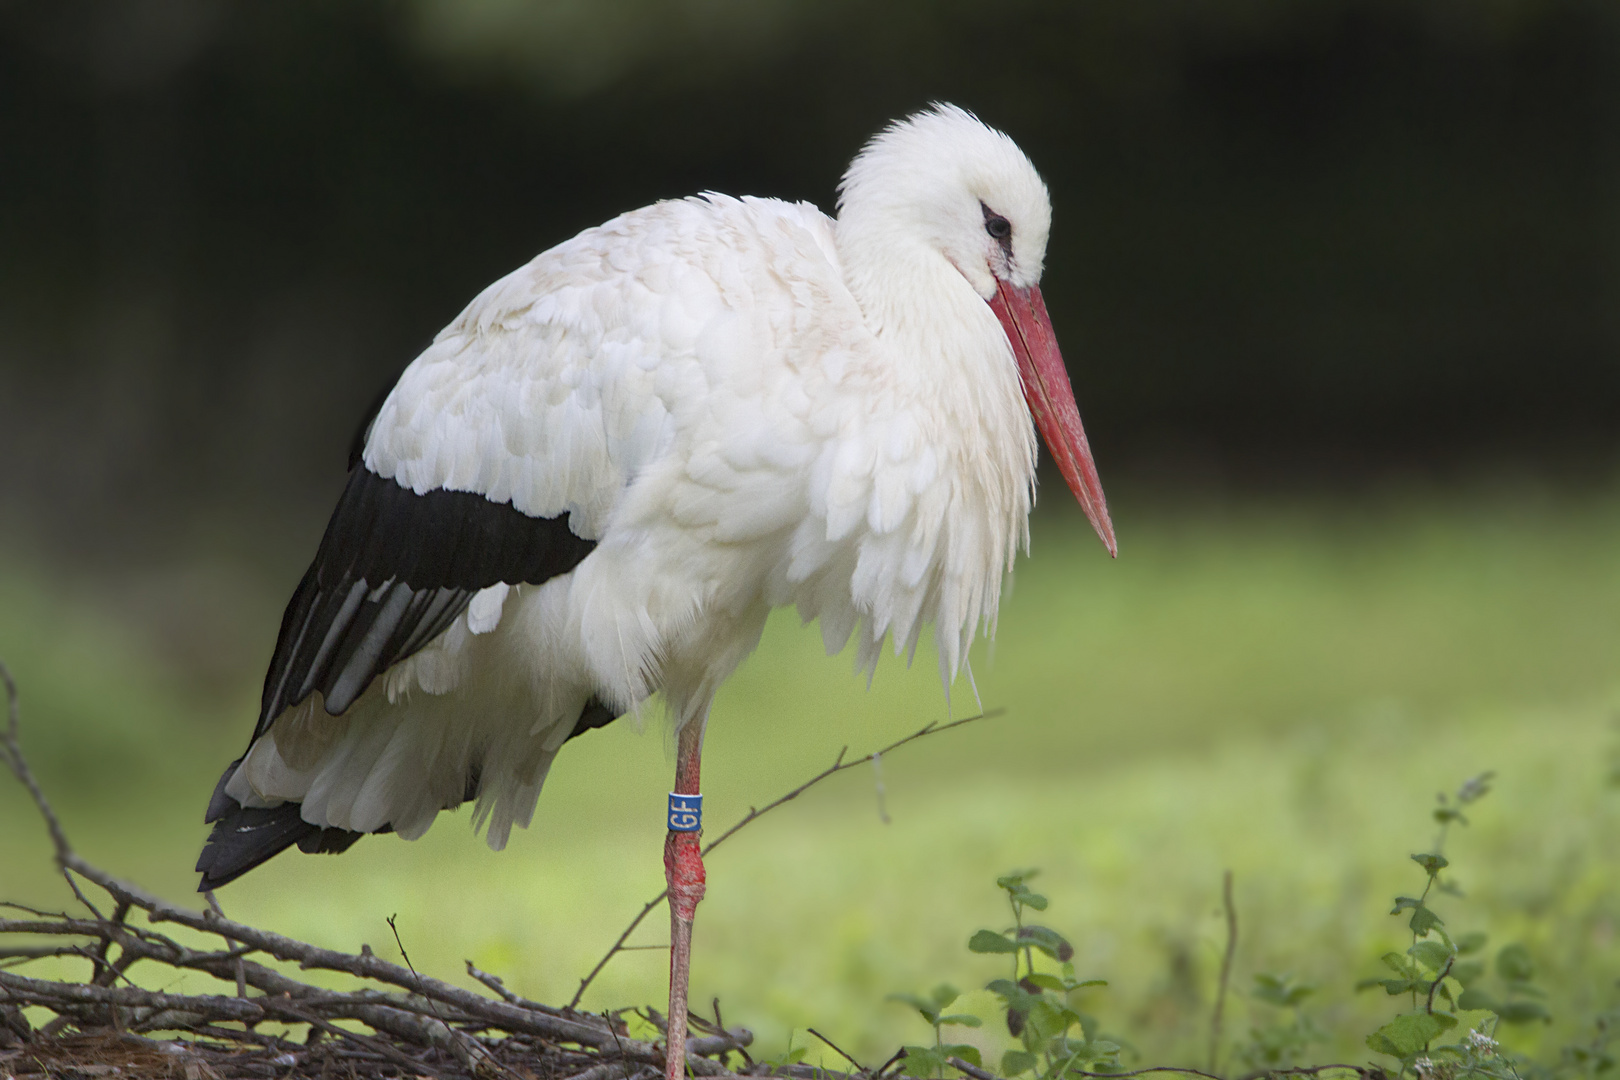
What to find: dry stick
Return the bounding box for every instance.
[948,1056,997,1080]
[873,1047,909,1078]
[3,665,844,1080]
[89,899,132,989]
[465,959,582,1019]
[0,663,727,1071]
[1424,955,1455,1016]
[569,710,1000,1009]
[465,960,524,1005]
[390,916,526,1080]
[0,662,69,863]
[807,1028,866,1074]
[271,1001,445,1080]
[0,662,100,920]
[79,873,697,1062]
[1208,869,1237,1075]
[203,893,247,1000]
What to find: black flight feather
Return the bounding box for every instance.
[256,465,599,736]
[201,401,604,890]
[195,698,619,890]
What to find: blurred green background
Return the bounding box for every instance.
[3,0,1620,1069]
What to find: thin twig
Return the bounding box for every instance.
[601,1010,637,1080]
[274,1001,445,1080]
[947,1056,995,1080]
[0,661,108,926]
[389,915,529,1080]
[466,960,523,1004]
[89,898,132,990]
[203,892,247,1000]
[809,1028,866,1074]
[872,1048,909,1079]
[386,914,445,1027]
[1425,955,1456,1015]
[1208,869,1237,1074]
[0,661,73,865]
[569,710,999,1008]
[872,753,890,825]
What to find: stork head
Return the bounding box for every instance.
[837,104,1116,557]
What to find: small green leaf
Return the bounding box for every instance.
[1016,926,1072,960]
[929,984,961,1009]
[939,1014,982,1028]
[886,993,940,1024]
[1025,973,1067,992]
[1376,979,1423,996]
[1391,897,1425,913]
[902,1046,946,1075]
[1496,943,1535,983]
[1006,883,1050,910]
[1409,906,1445,936]
[1025,998,1070,1041]
[997,870,1039,891]
[1366,1012,1457,1059]
[1381,952,1419,977]
[969,929,1020,954]
[1002,1050,1038,1075]
[1456,987,1498,1012]
[1409,940,1455,973]
[940,1044,982,1068]
[1454,931,1488,955]
[1450,960,1486,986]
[771,1042,808,1068]
[1074,979,1108,988]
[1411,852,1450,875]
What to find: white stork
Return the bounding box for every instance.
[197,104,1115,1079]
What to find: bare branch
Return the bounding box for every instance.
[948,1056,996,1080]
[570,710,1000,1007]
[1208,869,1237,1074]
[0,660,75,866]
[809,1028,866,1073]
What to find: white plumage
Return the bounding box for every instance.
[202,104,1113,886]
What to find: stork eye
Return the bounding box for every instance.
[985,215,1012,240]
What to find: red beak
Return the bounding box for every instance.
[990,280,1117,557]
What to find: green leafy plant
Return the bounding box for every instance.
[763,1030,810,1071]
[968,870,1115,1079]
[1359,773,1550,1075]
[1235,972,1325,1072]
[890,983,985,1078]
[882,767,1610,1080]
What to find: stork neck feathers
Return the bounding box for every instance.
[831,104,1053,362]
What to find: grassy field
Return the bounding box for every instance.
[4,481,1620,1069]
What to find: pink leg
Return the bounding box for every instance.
[664,719,706,1080]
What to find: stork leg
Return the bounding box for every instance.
[664,718,706,1080]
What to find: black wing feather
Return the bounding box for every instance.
[196,696,618,890]
[255,466,598,736]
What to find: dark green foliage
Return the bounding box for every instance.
[1237,973,1324,1072]
[893,869,1115,1080]
[886,767,1614,1079]
[890,983,986,1079]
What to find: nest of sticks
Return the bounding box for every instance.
[0,663,986,1080]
